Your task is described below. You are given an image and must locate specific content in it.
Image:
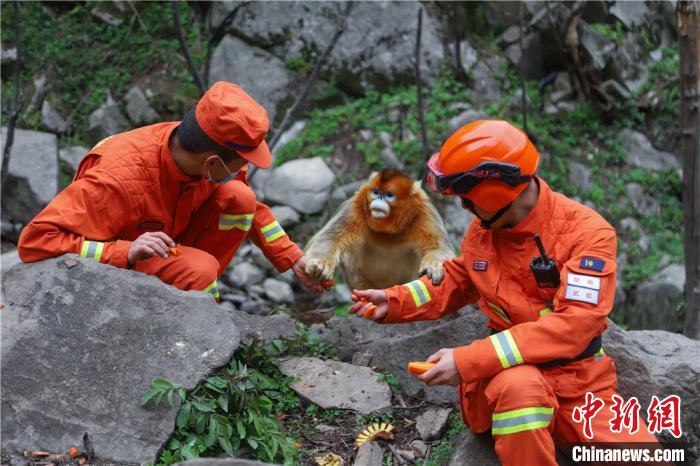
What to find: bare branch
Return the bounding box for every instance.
[249,1,353,181]
[2,1,23,182]
[171,0,205,95]
[416,6,431,181]
[519,1,528,134]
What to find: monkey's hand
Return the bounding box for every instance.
[418,258,445,286]
[305,256,338,283]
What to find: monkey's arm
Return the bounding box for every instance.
[304,198,364,282]
[380,253,479,323]
[414,201,456,285]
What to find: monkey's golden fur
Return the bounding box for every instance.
[305,170,454,290]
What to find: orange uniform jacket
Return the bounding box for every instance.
[18,122,303,272]
[383,178,617,391]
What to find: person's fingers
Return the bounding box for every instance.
[148,231,176,247]
[354,301,371,317]
[419,364,440,384]
[426,349,446,363]
[142,239,169,258]
[136,244,159,260]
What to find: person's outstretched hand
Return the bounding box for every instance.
[349,289,388,321]
[291,256,325,293]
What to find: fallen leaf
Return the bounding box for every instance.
[68,447,79,458]
[79,457,86,465]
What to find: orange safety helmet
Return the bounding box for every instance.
[427,120,540,212]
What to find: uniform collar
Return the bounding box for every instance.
[500,177,555,237]
[161,122,200,183]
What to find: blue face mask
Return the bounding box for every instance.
[208,157,238,184]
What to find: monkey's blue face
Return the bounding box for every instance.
[370,189,395,219]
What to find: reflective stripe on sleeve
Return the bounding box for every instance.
[219,213,254,231]
[538,307,553,316]
[203,280,220,300]
[80,240,105,262]
[404,280,431,307]
[261,220,286,242]
[492,406,554,435]
[489,329,524,369]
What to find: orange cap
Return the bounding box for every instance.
[195,81,272,169]
[438,120,540,211]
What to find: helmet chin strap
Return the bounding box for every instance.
[461,198,512,229]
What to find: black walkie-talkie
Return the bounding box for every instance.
[530,234,560,288]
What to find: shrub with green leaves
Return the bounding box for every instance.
[143,324,333,465]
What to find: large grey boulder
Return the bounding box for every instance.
[313,308,489,404]
[265,157,336,214]
[628,264,685,331]
[279,357,392,414]
[1,256,240,464]
[210,1,444,90]
[209,35,296,122]
[620,129,680,172]
[0,250,21,280]
[86,92,130,146]
[604,323,700,456]
[0,126,59,230]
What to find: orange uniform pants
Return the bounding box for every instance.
[134,179,256,299]
[460,361,662,466]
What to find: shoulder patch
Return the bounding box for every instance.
[580,257,605,272]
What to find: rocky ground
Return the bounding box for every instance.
[1,1,696,465]
[2,257,698,466]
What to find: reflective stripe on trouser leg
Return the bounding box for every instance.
[260,220,286,242]
[492,406,554,435]
[80,240,105,262]
[404,280,431,307]
[203,280,220,300]
[489,329,524,369]
[219,213,254,231]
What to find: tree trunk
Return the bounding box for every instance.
[678,1,700,339]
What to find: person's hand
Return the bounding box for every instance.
[419,348,462,387]
[292,256,325,293]
[127,231,176,268]
[348,289,388,321]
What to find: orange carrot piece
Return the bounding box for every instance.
[407,362,436,375]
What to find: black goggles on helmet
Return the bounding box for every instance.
[426,154,533,195]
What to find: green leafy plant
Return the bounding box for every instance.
[145,324,334,466]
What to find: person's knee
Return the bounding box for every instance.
[175,247,220,292]
[485,365,553,409]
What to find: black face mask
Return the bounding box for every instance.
[460,197,512,229]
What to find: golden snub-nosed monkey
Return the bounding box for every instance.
[304,170,454,290]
